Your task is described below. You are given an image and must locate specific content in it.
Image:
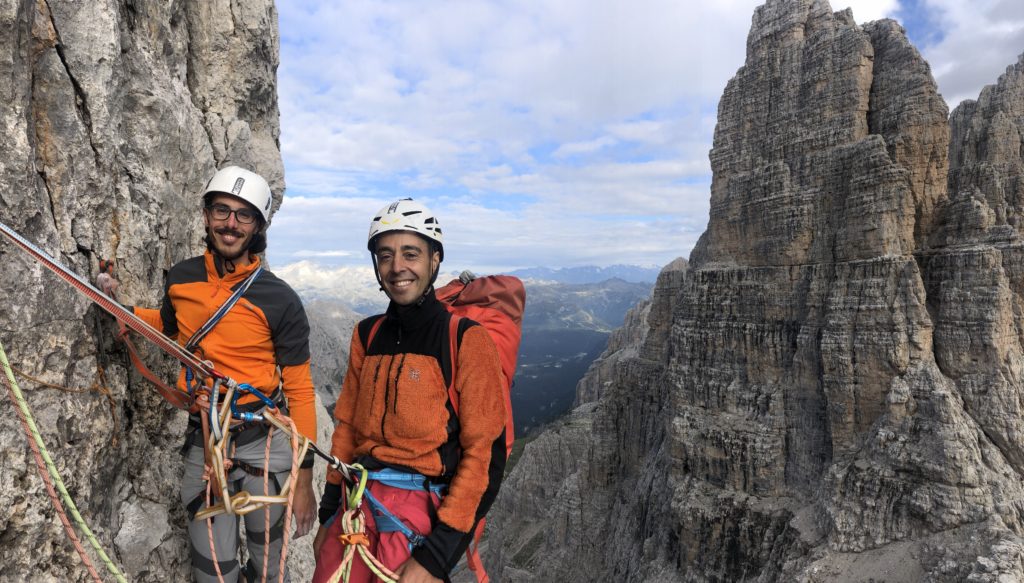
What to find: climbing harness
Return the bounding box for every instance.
[0,339,127,583]
[321,465,450,583]
[192,384,312,521]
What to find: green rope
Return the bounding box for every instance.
[0,339,128,583]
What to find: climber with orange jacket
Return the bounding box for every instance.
[99,166,317,582]
[311,199,507,583]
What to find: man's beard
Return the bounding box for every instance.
[209,226,250,260]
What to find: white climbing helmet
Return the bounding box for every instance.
[202,166,273,224]
[367,198,444,259]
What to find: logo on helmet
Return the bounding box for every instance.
[231,177,245,195]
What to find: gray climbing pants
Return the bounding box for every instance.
[181,425,295,583]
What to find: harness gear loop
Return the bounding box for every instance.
[347,463,370,508]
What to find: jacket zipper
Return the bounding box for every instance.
[380,355,398,440]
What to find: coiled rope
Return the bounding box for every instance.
[0,338,128,583]
[194,381,311,583]
[327,464,398,583]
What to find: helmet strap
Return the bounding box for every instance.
[426,240,441,288]
[371,251,385,293]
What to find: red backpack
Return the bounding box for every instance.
[435,274,523,458]
[437,273,523,583]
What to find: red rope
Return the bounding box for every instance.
[0,221,219,379]
[277,415,302,582]
[2,372,103,583]
[262,427,273,583]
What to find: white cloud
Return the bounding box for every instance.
[274,0,1023,273]
[911,0,1024,107]
[553,137,617,159]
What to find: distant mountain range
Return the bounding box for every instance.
[276,261,661,314]
[510,264,661,284]
[512,278,652,435]
[274,261,390,315]
[276,261,658,432]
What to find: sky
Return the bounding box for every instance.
[269,0,1024,275]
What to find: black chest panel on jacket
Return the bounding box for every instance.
[356,293,474,479]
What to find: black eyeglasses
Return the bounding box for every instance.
[206,204,260,225]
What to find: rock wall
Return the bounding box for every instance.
[575,258,687,405]
[487,1,1024,581]
[304,298,360,408]
[0,2,328,581]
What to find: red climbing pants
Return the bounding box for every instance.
[312,481,440,583]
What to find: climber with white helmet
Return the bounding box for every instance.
[99,165,318,582]
[312,199,508,583]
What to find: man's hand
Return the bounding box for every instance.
[96,272,120,297]
[291,468,316,538]
[393,558,441,583]
[96,259,120,297]
[312,525,330,563]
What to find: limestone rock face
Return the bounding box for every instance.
[575,258,687,405]
[0,2,314,581]
[487,1,1024,581]
[304,298,361,408]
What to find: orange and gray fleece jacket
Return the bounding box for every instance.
[133,251,317,463]
[320,293,507,579]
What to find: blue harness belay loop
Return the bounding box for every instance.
[357,468,447,552]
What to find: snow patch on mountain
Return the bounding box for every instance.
[274,260,388,314]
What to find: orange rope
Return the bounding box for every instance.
[205,476,226,583]
[196,406,308,583]
[11,363,119,444]
[262,426,273,583]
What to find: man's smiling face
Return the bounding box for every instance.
[203,193,260,261]
[374,231,440,305]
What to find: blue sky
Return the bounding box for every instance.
[268,0,1024,274]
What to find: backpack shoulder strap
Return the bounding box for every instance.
[445,314,475,414]
[447,313,461,414]
[358,315,386,353]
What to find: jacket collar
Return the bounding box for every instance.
[385,289,444,331]
[204,250,261,285]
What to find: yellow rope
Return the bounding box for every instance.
[0,339,128,583]
[326,465,399,583]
